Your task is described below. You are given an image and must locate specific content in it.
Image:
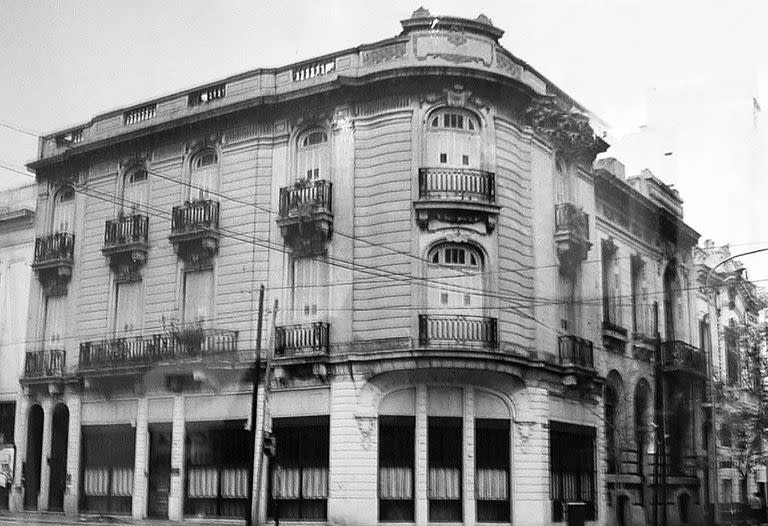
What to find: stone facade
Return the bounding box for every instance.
[15,9,709,526]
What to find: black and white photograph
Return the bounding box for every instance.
[1,1,768,525]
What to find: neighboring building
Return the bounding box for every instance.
[16,8,708,526]
[694,242,766,525]
[0,184,35,509]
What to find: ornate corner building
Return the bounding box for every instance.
[15,9,708,526]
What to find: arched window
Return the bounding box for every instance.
[51,186,75,233]
[297,129,329,182]
[426,109,481,169]
[189,149,219,200]
[122,168,148,214]
[427,243,484,315]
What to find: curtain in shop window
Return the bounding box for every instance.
[187,467,219,498]
[428,467,461,499]
[379,466,413,499]
[83,467,109,496]
[221,467,249,499]
[302,466,329,499]
[476,468,508,500]
[271,466,301,499]
[110,467,134,496]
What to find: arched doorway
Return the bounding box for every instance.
[48,404,69,511]
[24,405,43,510]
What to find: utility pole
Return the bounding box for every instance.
[246,285,265,526]
[653,301,668,526]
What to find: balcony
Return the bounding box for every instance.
[418,314,498,350]
[274,322,330,359]
[554,203,591,272]
[661,341,706,379]
[277,180,333,255]
[102,215,149,281]
[414,168,500,232]
[79,329,238,372]
[169,200,220,265]
[32,233,75,296]
[558,335,595,370]
[22,349,66,382]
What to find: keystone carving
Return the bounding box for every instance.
[526,96,608,165]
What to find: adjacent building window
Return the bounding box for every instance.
[51,186,75,233]
[426,109,480,169]
[630,255,648,334]
[427,244,484,316]
[296,129,329,182]
[725,323,740,386]
[189,150,219,201]
[475,419,510,522]
[269,417,329,521]
[549,421,596,522]
[379,416,415,522]
[558,270,576,332]
[605,385,619,474]
[184,421,250,518]
[601,240,621,329]
[720,424,732,448]
[182,270,214,324]
[428,417,462,522]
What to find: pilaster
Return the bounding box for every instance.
[167,394,184,521]
[37,398,52,511]
[415,385,428,526]
[10,396,28,512]
[63,394,80,516]
[132,397,149,519]
[463,387,476,526]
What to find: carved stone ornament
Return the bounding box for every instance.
[411,6,431,18]
[356,416,377,451]
[515,420,537,453]
[361,42,407,66]
[185,133,222,156]
[447,34,468,47]
[526,96,608,165]
[444,85,471,108]
[332,108,354,131]
[119,152,151,173]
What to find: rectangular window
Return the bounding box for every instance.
[726,329,739,386]
[269,417,329,521]
[184,421,250,518]
[549,421,596,522]
[476,419,510,522]
[439,153,447,164]
[292,258,328,321]
[379,416,415,521]
[80,425,135,515]
[183,270,214,324]
[428,417,462,522]
[462,155,469,166]
[43,295,66,349]
[114,281,142,335]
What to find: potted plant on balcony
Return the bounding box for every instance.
[164,316,206,357]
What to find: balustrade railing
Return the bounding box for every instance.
[558,335,594,369]
[123,104,157,125]
[104,215,149,247]
[418,314,498,349]
[34,232,75,264]
[555,203,590,240]
[291,60,336,82]
[79,329,238,370]
[278,180,333,219]
[418,168,496,203]
[24,349,66,378]
[188,84,226,106]
[661,341,705,376]
[274,322,330,357]
[171,200,219,234]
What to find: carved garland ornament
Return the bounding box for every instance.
[356,416,377,451]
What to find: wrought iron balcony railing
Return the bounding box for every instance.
[33,232,75,266]
[558,335,594,369]
[274,322,330,358]
[171,199,219,235]
[418,314,498,349]
[23,349,66,379]
[104,214,149,249]
[79,329,238,370]
[278,180,333,220]
[661,340,706,378]
[418,167,496,203]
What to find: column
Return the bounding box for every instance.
[63,395,81,516]
[132,397,149,519]
[512,386,549,526]
[167,394,185,521]
[10,396,28,512]
[463,387,476,526]
[37,398,53,511]
[250,383,267,524]
[415,385,428,526]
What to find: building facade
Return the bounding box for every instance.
[16,9,708,526]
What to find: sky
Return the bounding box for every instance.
[2,0,768,277]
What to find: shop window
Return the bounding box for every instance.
[549,421,596,522]
[269,416,329,521]
[475,419,510,522]
[184,421,250,518]
[428,417,462,522]
[80,425,135,515]
[379,416,415,522]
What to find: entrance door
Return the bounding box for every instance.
[48,404,69,511]
[24,405,43,510]
[147,424,172,518]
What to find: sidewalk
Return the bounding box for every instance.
[0,511,245,525]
